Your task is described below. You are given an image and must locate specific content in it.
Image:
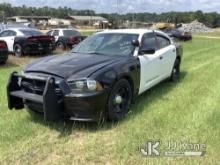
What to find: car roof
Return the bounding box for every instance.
[50,28,77,31]
[97,29,170,39]
[1,28,37,31]
[97,29,166,35]
[97,29,152,35]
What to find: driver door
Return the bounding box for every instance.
[138,32,163,94]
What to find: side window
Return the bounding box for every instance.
[53,30,59,36]
[0,31,9,37]
[141,33,157,50]
[156,35,171,49]
[8,30,17,36]
[47,30,53,36]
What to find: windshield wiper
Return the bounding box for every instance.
[87,52,105,55]
[71,51,105,56]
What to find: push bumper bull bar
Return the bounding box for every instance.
[7,72,62,121]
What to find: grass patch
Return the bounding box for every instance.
[80,30,98,36]
[0,37,219,164]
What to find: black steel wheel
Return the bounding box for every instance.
[107,79,132,121]
[14,44,23,57]
[170,58,180,82]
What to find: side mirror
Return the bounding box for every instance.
[131,39,139,47]
[139,48,156,55]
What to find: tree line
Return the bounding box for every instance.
[100,11,220,28]
[1,3,220,27]
[0,3,95,20]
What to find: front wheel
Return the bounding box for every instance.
[107,79,132,121]
[14,44,23,57]
[170,58,180,82]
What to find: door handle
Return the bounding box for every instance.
[159,56,163,60]
[172,49,176,52]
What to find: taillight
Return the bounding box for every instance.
[0,41,7,48]
[50,36,55,42]
[182,32,187,36]
[28,37,38,43]
[68,37,77,43]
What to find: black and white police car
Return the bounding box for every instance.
[0,28,55,57]
[7,29,183,122]
[47,29,86,50]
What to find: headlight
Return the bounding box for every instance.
[87,80,97,90]
[67,79,103,92]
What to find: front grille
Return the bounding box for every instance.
[21,78,63,99]
[21,78,45,95]
[21,77,63,113]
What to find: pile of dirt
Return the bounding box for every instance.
[179,20,213,33]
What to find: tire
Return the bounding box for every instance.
[56,41,66,50]
[170,58,180,82]
[14,44,23,57]
[107,79,132,121]
[0,61,5,65]
[0,59,6,65]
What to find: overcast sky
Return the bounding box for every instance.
[0,0,220,13]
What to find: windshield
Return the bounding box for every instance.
[72,33,139,56]
[20,29,43,36]
[63,30,81,36]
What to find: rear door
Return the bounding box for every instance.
[138,32,163,94]
[156,33,176,78]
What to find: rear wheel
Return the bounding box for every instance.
[0,57,7,65]
[56,41,66,50]
[14,44,23,57]
[0,61,6,65]
[170,58,180,82]
[107,79,132,121]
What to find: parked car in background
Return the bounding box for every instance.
[0,28,56,57]
[0,40,8,64]
[0,23,30,32]
[47,29,86,50]
[7,29,183,122]
[163,29,192,41]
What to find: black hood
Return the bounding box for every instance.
[24,53,123,79]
